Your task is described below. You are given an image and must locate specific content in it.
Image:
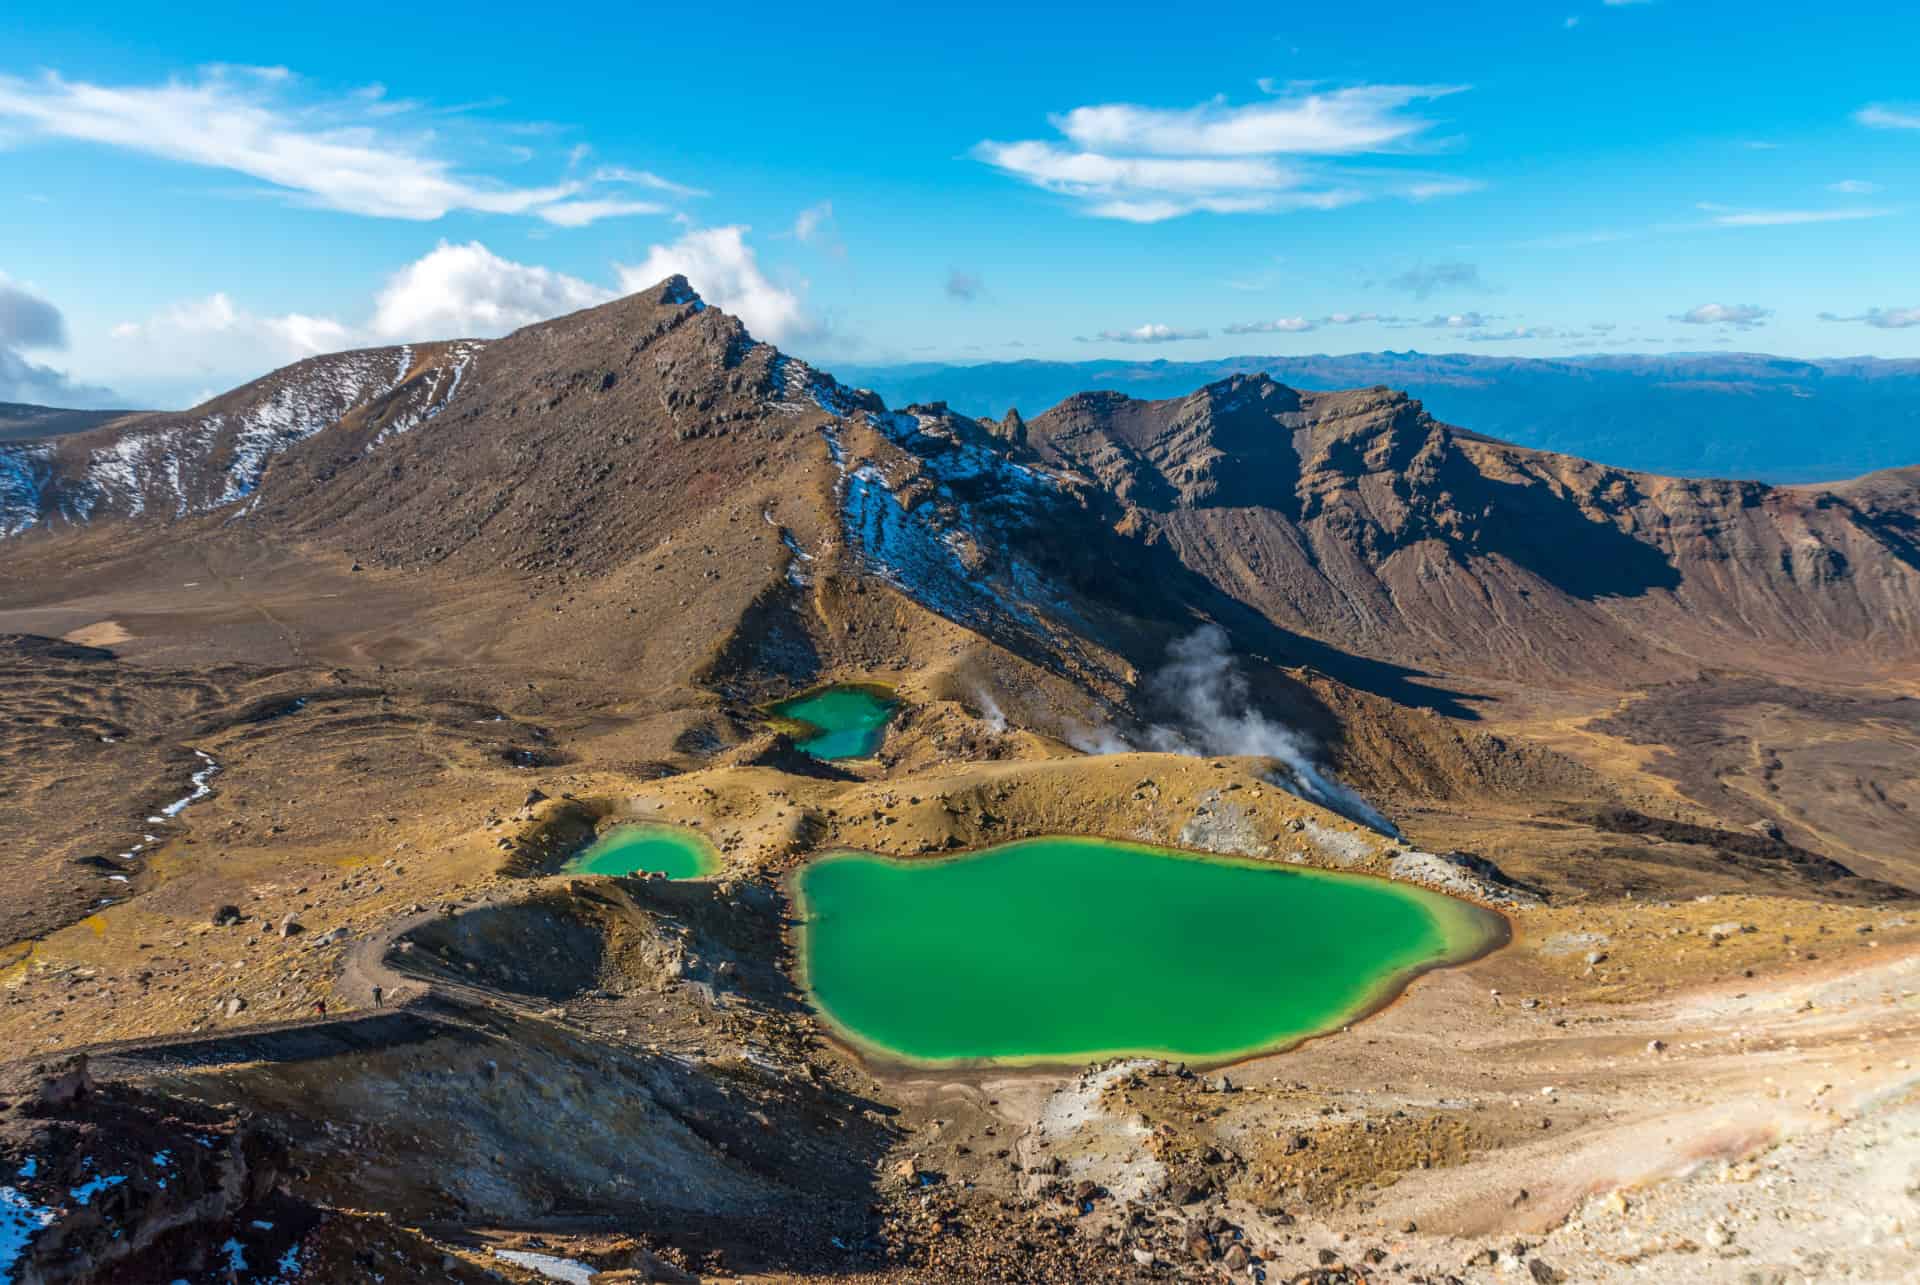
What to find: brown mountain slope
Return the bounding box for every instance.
[1023,373,1920,686]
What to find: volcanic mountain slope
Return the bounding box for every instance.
[1020,374,1920,687]
[2,282,1919,1283]
[0,340,478,536]
[11,283,1919,703]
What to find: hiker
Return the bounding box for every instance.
[313,999,326,1018]
[371,984,383,1007]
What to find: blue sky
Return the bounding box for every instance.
[3,0,1919,408]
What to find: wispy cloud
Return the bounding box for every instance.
[1079,323,1208,344]
[1424,311,1499,328]
[1051,85,1465,156]
[1463,325,1561,342]
[1222,311,1398,334]
[975,83,1475,222]
[1827,179,1880,194]
[1818,305,1920,329]
[1857,104,1920,130]
[535,198,668,228]
[1700,204,1891,227]
[1671,302,1771,329]
[0,68,697,226]
[1386,261,1487,298]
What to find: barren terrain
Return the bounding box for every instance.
[3,281,1916,1283]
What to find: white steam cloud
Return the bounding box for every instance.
[1078,625,1397,835]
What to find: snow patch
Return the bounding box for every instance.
[0,444,53,537]
[493,1249,598,1284]
[67,1174,125,1206]
[372,342,483,447]
[0,1186,56,1284]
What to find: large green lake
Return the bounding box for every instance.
[796,836,1503,1066]
[770,685,897,760]
[563,823,719,879]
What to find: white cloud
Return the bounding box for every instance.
[1464,326,1559,342]
[533,198,668,228]
[92,232,818,402]
[793,201,834,242]
[1402,177,1485,201]
[1224,317,1317,334]
[1081,323,1208,344]
[1051,85,1463,157]
[107,243,611,382]
[591,165,707,198]
[616,226,816,343]
[975,83,1475,222]
[1857,104,1920,130]
[1702,205,1891,227]
[1222,311,1395,335]
[370,241,611,339]
[108,291,354,379]
[0,68,696,225]
[1818,306,1920,329]
[1827,179,1880,194]
[789,200,847,259]
[976,142,1300,197]
[1424,311,1499,328]
[1671,303,1771,329]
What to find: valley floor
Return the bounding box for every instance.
[2,531,1917,1284]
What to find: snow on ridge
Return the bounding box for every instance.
[0,443,53,537]
[57,347,415,531]
[372,341,483,447]
[765,351,1077,639]
[211,348,405,505]
[843,463,1043,634]
[0,344,485,539]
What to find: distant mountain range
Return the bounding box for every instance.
[0,400,136,444]
[838,352,1920,484]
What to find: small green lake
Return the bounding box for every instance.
[769,685,898,760]
[563,824,719,879]
[795,836,1503,1066]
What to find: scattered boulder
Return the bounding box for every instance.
[211,905,242,926]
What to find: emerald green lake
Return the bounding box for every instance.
[563,824,719,879]
[770,685,898,760]
[796,837,1503,1066]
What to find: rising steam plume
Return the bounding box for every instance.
[1072,625,1398,836]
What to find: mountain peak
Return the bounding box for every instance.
[654,274,702,307]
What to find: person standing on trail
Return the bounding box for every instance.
[313,999,326,1018]
[371,984,383,1007]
